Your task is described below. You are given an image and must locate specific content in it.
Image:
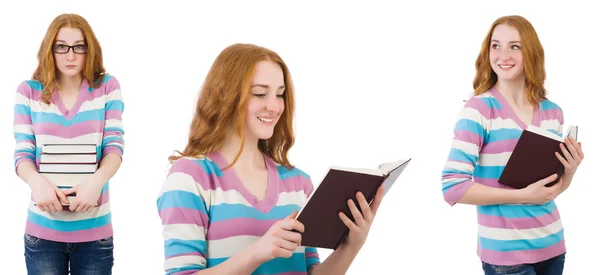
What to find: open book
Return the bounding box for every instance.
[296,158,411,250]
[498,125,578,189]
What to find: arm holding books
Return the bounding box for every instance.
[14,82,68,212]
[555,136,584,195]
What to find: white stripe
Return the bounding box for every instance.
[489,117,521,131]
[14,124,34,134]
[104,119,123,128]
[461,107,490,132]
[478,219,563,241]
[163,224,206,241]
[106,89,123,101]
[28,202,111,221]
[540,120,561,133]
[451,139,480,156]
[478,152,512,166]
[15,142,35,151]
[36,133,102,145]
[164,255,206,271]
[444,161,474,173]
[79,96,108,112]
[207,235,305,258]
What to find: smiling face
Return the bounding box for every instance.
[243,60,286,142]
[53,27,87,78]
[489,24,525,82]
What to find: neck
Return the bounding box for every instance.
[495,76,527,106]
[57,73,83,94]
[219,132,264,171]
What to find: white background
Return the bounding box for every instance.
[1,1,598,274]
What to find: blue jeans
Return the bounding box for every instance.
[24,233,114,275]
[482,253,566,275]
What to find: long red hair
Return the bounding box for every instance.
[33,13,106,104]
[473,15,547,108]
[169,43,296,169]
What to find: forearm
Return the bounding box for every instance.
[94,153,122,184]
[308,243,360,275]
[457,182,525,206]
[17,162,40,185]
[193,244,263,275]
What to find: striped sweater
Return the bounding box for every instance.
[157,152,321,275]
[441,87,566,265]
[13,76,124,243]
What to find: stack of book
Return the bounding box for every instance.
[38,144,99,206]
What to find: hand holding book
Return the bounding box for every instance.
[338,185,384,251]
[30,173,70,212]
[62,176,103,212]
[555,136,584,178]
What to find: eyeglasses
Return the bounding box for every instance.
[53,44,88,54]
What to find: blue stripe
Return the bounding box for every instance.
[479,229,564,251]
[540,100,561,111]
[16,148,35,154]
[15,155,36,167]
[548,129,560,136]
[105,100,124,112]
[473,165,504,179]
[26,80,43,91]
[14,104,31,115]
[31,109,105,126]
[102,136,123,146]
[454,119,485,135]
[441,168,471,177]
[208,252,307,273]
[27,211,111,232]
[477,201,556,218]
[487,128,522,142]
[164,239,207,258]
[277,166,310,181]
[193,159,223,177]
[442,179,468,193]
[209,204,301,223]
[157,190,208,214]
[102,75,114,83]
[166,265,205,275]
[448,148,477,164]
[480,97,503,110]
[15,133,35,142]
[104,127,124,134]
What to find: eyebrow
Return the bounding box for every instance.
[491,39,521,44]
[55,40,86,44]
[251,84,286,90]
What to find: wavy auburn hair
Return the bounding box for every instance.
[169,43,296,169]
[473,15,547,108]
[33,13,106,104]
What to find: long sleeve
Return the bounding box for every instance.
[101,76,124,159]
[441,96,490,206]
[158,159,210,275]
[13,81,37,173]
[302,177,321,270]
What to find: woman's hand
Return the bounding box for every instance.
[338,185,384,250]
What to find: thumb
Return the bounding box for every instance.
[536,174,558,186]
[62,186,78,196]
[55,189,69,204]
[286,210,299,220]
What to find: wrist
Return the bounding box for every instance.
[245,242,266,267]
[511,188,528,204]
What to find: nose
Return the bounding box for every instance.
[498,47,511,61]
[66,49,76,61]
[265,95,281,113]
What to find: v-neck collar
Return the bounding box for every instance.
[51,79,89,120]
[207,151,280,213]
[490,86,541,130]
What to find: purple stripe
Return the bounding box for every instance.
[15,151,34,158]
[25,221,113,243]
[540,109,563,123]
[279,177,312,194]
[14,114,32,124]
[87,78,121,100]
[474,177,505,188]
[442,174,471,180]
[17,139,35,145]
[159,207,209,226]
[165,251,205,260]
[480,139,518,154]
[103,147,123,158]
[206,218,276,240]
[443,179,475,206]
[454,130,483,147]
[106,110,122,120]
[305,252,319,258]
[97,190,109,207]
[478,240,565,266]
[478,208,561,229]
[169,158,235,191]
[170,269,202,275]
[465,97,494,120]
[33,121,104,137]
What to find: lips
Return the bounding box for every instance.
[498,64,515,69]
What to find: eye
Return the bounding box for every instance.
[277,92,285,98]
[253,93,266,98]
[511,44,521,50]
[490,43,499,50]
[55,44,68,50]
[75,45,86,50]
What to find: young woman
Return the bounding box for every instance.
[157,43,384,275]
[13,14,124,274]
[441,15,584,275]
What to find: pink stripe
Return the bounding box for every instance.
[33,121,104,137]
[443,179,475,206]
[169,158,236,191]
[480,139,518,154]
[106,110,122,120]
[474,177,505,188]
[454,130,483,147]
[18,139,35,145]
[170,269,202,275]
[165,251,204,260]
[17,82,37,99]
[14,114,32,124]
[97,190,109,207]
[478,240,566,265]
[478,208,561,229]
[103,147,123,158]
[540,109,563,123]
[87,78,121,100]
[305,252,319,258]
[465,97,494,120]
[159,207,209,226]
[280,176,312,194]
[442,174,471,180]
[15,151,34,158]
[207,218,276,240]
[15,158,35,174]
[25,221,113,243]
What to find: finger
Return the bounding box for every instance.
[577,142,584,159]
[559,143,574,164]
[538,174,558,185]
[555,152,571,170]
[339,212,360,232]
[55,189,70,205]
[564,140,580,162]
[286,210,298,220]
[52,199,63,212]
[75,202,86,213]
[348,199,364,227]
[277,229,302,245]
[279,218,305,233]
[86,205,94,212]
[38,203,49,212]
[356,192,373,222]
[370,186,385,217]
[277,238,300,252]
[274,246,294,259]
[47,202,58,212]
[69,201,79,212]
[62,187,77,196]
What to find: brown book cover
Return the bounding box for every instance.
[296,158,410,250]
[498,125,578,189]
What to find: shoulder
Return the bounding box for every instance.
[539,98,563,112]
[16,80,43,96]
[274,163,312,181]
[272,162,316,195]
[95,75,121,94]
[164,155,221,191]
